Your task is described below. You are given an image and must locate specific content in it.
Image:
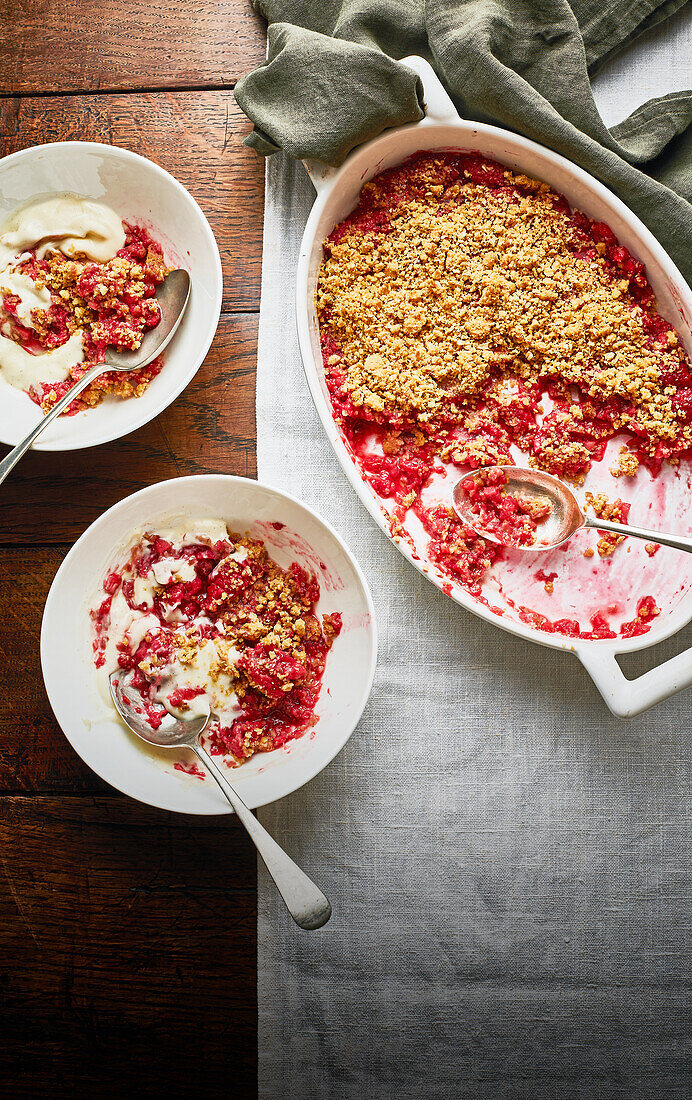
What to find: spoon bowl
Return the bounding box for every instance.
[453,465,584,550]
[453,464,692,555]
[109,669,210,747]
[104,268,191,371]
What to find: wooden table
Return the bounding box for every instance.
[0,4,266,1093]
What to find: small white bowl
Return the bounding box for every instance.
[0,141,222,450]
[41,475,377,814]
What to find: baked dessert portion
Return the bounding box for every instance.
[457,467,551,549]
[92,521,342,770]
[317,152,691,639]
[0,196,170,414]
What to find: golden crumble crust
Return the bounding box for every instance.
[317,156,689,454]
[585,492,630,556]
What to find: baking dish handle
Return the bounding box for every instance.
[302,158,338,196]
[400,55,460,123]
[577,642,692,717]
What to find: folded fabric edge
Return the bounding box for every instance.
[243,128,282,157]
[611,89,692,141]
[234,22,425,165]
[584,0,690,73]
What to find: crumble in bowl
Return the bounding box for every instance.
[91,519,343,773]
[0,194,172,415]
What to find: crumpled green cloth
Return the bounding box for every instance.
[234,0,692,282]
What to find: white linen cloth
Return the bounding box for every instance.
[256,17,692,1096]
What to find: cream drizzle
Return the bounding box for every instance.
[0,329,83,390]
[0,195,125,266]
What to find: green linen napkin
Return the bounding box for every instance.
[234,0,692,282]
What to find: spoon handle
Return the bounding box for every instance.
[584,515,692,554]
[0,360,106,487]
[192,743,332,931]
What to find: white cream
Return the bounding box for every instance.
[151,558,197,585]
[155,518,232,550]
[161,603,185,624]
[0,195,125,266]
[127,613,161,654]
[101,589,160,673]
[151,637,243,726]
[133,557,198,607]
[133,574,158,609]
[0,268,51,323]
[97,522,250,730]
[0,195,124,396]
[0,328,83,390]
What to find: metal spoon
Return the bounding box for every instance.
[109,670,332,931]
[0,268,191,486]
[453,464,692,554]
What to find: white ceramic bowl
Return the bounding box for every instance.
[41,475,376,814]
[0,141,222,450]
[296,55,692,717]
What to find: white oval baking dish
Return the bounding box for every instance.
[296,55,692,717]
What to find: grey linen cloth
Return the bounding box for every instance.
[255,19,692,1098]
[235,0,692,282]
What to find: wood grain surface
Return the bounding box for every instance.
[0,796,256,1097]
[0,93,265,311]
[1,314,258,545]
[0,0,265,95]
[1,2,266,1094]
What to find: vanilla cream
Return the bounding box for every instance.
[0,328,83,391]
[133,558,198,608]
[155,519,233,550]
[151,558,198,586]
[99,523,245,729]
[0,195,125,397]
[150,637,243,725]
[0,195,125,266]
[105,582,237,721]
[0,268,51,323]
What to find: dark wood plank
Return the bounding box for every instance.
[0,0,265,95]
[0,92,264,311]
[0,546,88,791]
[0,795,256,1097]
[1,9,266,1091]
[1,313,258,547]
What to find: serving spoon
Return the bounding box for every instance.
[109,670,332,931]
[0,268,191,487]
[453,464,692,554]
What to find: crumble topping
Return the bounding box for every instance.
[0,199,171,415]
[610,447,640,478]
[584,492,631,557]
[318,153,689,454]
